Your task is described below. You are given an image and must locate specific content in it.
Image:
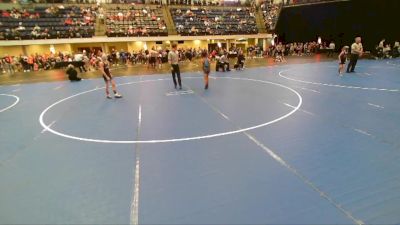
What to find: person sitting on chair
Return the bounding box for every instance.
[235,50,245,70]
[219,53,231,72]
[383,44,392,58]
[66,64,82,82]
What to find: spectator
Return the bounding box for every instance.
[66,64,82,81]
[328,41,335,57]
[235,50,245,70]
[16,22,25,31]
[219,53,231,72]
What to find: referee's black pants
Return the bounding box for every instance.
[347,54,359,72]
[171,64,182,88]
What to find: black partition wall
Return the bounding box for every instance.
[275,0,400,51]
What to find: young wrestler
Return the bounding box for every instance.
[338,46,348,75]
[98,56,122,99]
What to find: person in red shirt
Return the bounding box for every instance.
[22,10,30,18]
[64,17,73,25]
[3,54,14,74]
[2,11,10,17]
[28,55,34,71]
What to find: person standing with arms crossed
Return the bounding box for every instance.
[168,43,182,89]
[347,36,363,73]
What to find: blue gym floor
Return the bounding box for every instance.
[1,59,400,224]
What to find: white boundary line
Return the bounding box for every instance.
[53,85,64,90]
[244,133,364,225]
[187,85,364,225]
[41,121,56,133]
[353,128,372,137]
[386,61,400,67]
[279,69,400,92]
[165,90,194,96]
[283,102,315,116]
[367,103,384,109]
[0,94,20,113]
[130,105,142,225]
[39,77,302,144]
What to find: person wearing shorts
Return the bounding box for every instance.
[98,57,122,99]
[202,51,210,89]
[338,46,348,75]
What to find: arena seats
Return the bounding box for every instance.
[288,0,341,5]
[260,0,280,32]
[105,6,168,37]
[170,7,258,36]
[0,6,95,40]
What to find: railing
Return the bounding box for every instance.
[284,0,347,6]
[10,0,252,5]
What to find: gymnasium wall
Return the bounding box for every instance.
[275,0,400,51]
[0,46,24,56]
[0,39,252,56]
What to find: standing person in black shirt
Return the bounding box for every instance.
[168,43,182,89]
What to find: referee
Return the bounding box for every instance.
[168,43,182,89]
[347,36,363,73]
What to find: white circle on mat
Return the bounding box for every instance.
[39,76,302,144]
[0,94,20,113]
[279,69,400,92]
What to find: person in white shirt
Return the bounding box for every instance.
[347,36,363,73]
[16,22,25,31]
[219,53,231,72]
[383,44,391,58]
[328,41,335,57]
[393,41,400,57]
[378,39,385,49]
[168,43,182,89]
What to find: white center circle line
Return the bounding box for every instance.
[279,69,400,92]
[39,76,302,144]
[386,61,400,67]
[0,94,20,113]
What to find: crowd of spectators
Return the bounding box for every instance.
[260,0,280,31]
[168,0,248,6]
[265,40,337,62]
[284,0,341,5]
[0,47,204,74]
[375,39,400,59]
[0,5,97,40]
[0,45,248,75]
[0,2,286,39]
[171,7,258,36]
[105,5,167,37]
[0,52,77,74]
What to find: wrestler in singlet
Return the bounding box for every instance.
[99,57,122,99]
[102,61,112,81]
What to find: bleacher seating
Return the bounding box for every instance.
[170,7,258,36]
[261,0,280,32]
[287,0,341,5]
[0,6,95,40]
[105,6,168,37]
